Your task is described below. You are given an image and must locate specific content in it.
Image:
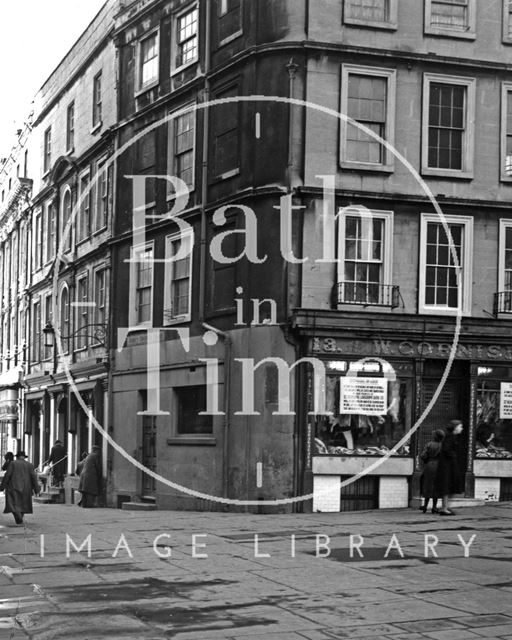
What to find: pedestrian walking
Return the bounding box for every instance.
[419,429,445,514]
[77,445,103,508]
[436,419,464,516]
[47,439,66,487]
[1,452,13,472]
[0,451,40,525]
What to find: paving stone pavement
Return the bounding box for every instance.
[1,500,512,639]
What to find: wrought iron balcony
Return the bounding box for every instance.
[494,291,512,316]
[333,282,400,309]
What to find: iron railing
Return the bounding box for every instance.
[333,282,400,308]
[494,291,512,315]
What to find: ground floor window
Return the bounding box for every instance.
[476,365,512,459]
[313,360,412,456]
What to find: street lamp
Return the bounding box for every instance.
[43,321,108,359]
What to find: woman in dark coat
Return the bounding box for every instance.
[78,445,103,508]
[2,452,13,472]
[0,452,40,524]
[419,429,445,514]
[436,419,464,516]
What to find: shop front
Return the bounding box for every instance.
[295,316,512,512]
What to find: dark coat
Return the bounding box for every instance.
[420,441,442,500]
[78,451,102,496]
[48,443,66,479]
[436,433,462,496]
[0,459,40,515]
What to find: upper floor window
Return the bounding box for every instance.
[78,172,91,242]
[59,286,70,353]
[340,65,396,171]
[336,208,394,307]
[504,0,512,43]
[43,127,52,174]
[419,213,473,315]
[168,108,196,192]
[501,83,512,181]
[138,32,159,90]
[499,220,512,296]
[32,301,41,363]
[343,0,397,28]
[94,158,110,231]
[164,230,193,324]
[218,0,242,44]
[66,102,75,152]
[94,268,107,328]
[44,294,53,361]
[92,71,102,128]
[212,86,239,178]
[425,0,476,38]
[61,189,73,253]
[76,274,89,350]
[422,73,475,178]
[33,211,42,271]
[44,203,56,263]
[174,6,198,70]
[130,244,154,326]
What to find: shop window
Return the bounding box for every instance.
[422,74,475,178]
[424,0,475,38]
[336,208,394,306]
[343,0,397,28]
[476,367,512,460]
[218,0,242,44]
[175,386,212,434]
[164,230,193,324]
[501,84,512,180]
[340,65,396,171]
[313,361,411,457]
[419,213,473,315]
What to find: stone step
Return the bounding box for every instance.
[34,489,65,505]
[411,496,487,509]
[121,501,157,511]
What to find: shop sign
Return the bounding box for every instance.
[500,382,512,419]
[311,337,512,361]
[0,388,18,421]
[340,377,388,416]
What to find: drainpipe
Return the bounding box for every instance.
[198,0,212,321]
[202,322,231,500]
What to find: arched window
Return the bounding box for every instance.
[61,189,72,253]
[59,286,70,353]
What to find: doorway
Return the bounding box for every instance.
[419,360,469,491]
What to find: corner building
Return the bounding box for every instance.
[107,0,512,511]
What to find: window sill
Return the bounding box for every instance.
[92,226,108,238]
[503,38,512,45]
[211,168,240,183]
[167,437,216,446]
[219,30,244,46]
[340,161,394,173]
[171,59,199,76]
[90,121,103,135]
[166,186,195,202]
[424,27,475,40]
[421,167,473,180]
[419,306,469,316]
[163,314,191,326]
[135,81,159,98]
[343,18,397,30]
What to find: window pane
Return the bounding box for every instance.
[346,0,388,22]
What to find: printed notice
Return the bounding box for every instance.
[500,382,512,419]
[340,377,388,416]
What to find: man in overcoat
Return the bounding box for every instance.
[47,439,66,486]
[0,451,40,524]
[77,445,103,508]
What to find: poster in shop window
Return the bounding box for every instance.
[500,382,512,419]
[340,377,388,416]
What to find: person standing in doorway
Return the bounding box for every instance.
[78,445,103,508]
[419,429,445,514]
[436,419,464,516]
[47,440,66,487]
[0,451,40,525]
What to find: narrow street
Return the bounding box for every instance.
[1,502,512,639]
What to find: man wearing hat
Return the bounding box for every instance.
[78,445,103,508]
[47,439,66,487]
[0,451,40,525]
